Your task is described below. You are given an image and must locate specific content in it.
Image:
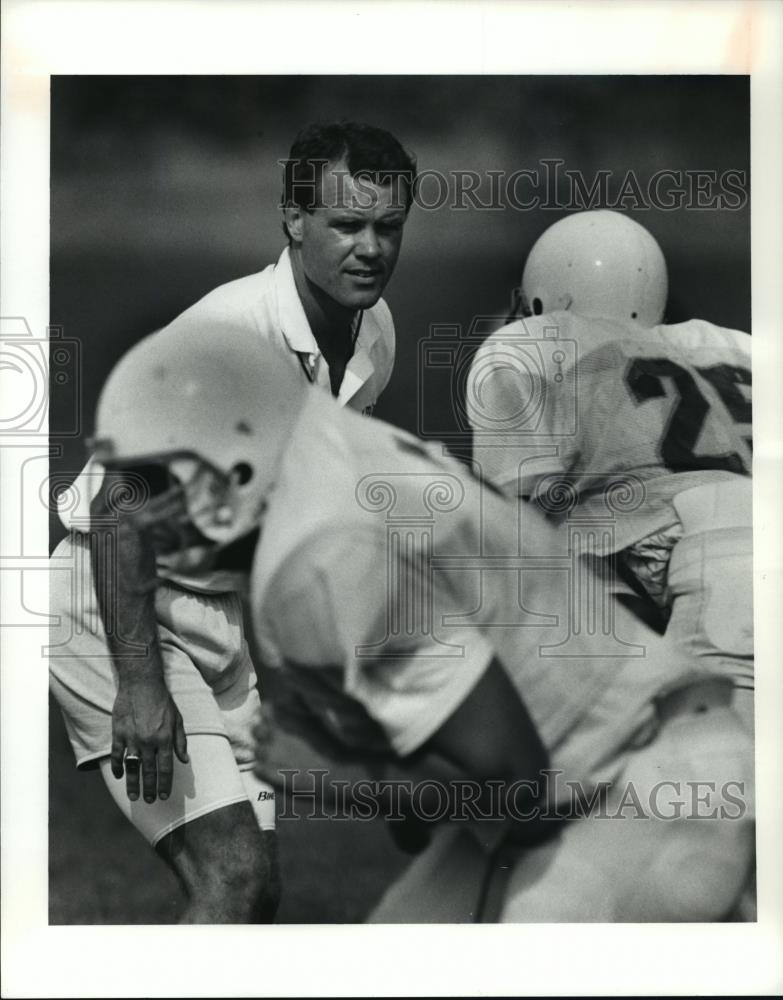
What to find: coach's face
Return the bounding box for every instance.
[287,159,408,310]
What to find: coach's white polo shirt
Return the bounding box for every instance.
[173,246,395,413]
[59,247,395,591]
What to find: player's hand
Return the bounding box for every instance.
[110,674,189,803]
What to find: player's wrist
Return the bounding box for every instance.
[115,658,168,689]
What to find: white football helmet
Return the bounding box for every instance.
[520,210,668,327]
[93,315,308,551]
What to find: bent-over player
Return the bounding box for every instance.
[84,315,754,922]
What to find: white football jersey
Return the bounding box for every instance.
[250,390,683,776]
[468,312,751,550]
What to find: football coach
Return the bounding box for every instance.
[49,120,417,923]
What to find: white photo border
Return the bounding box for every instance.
[2,1,781,996]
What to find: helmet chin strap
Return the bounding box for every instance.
[125,456,266,551]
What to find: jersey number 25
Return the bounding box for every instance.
[625,358,752,475]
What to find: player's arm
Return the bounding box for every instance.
[381,656,550,847]
[253,656,549,852]
[467,335,566,497]
[417,655,547,796]
[89,477,188,803]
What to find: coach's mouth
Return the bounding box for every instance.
[345,267,384,284]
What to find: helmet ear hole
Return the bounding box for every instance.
[631,311,638,319]
[532,297,543,316]
[231,462,254,486]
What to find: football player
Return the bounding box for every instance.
[468,210,753,732]
[452,209,755,921]
[80,315,754,922]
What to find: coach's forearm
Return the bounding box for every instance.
[89,501,163,679]
[89,482,188,801]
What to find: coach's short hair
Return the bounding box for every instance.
[281,120,417,237]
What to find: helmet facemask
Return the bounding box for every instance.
[171,455,267,548]
[97,448,267,576]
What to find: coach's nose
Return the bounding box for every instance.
[356,225,381,260]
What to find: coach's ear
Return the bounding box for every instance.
[283,205,305,244]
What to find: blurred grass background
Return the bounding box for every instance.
[49,75,750,923]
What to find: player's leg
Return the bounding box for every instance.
[367,824,492,923]
[500,679,754,922]
[668,478,754,731]
[100,733,280,922]
[603,690,753,921]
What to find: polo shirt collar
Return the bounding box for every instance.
[337,340,374,404]
[274,246,320,356]
[274,246,384,406]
